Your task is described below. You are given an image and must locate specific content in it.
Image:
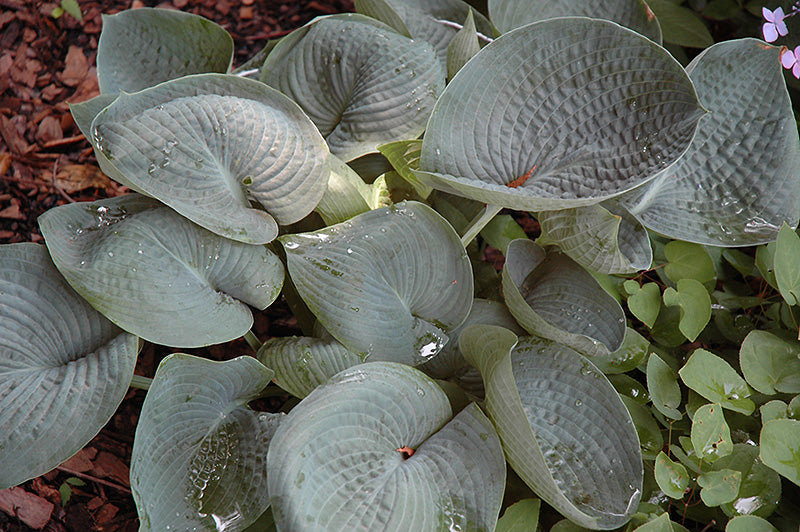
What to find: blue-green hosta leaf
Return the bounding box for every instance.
[131,354,282,532]
[740,330,800,395]
[416,18,702,211]
[97,8,234,94]
[281,201,473,365]
[267,362,506,532]
[488,0,661,42]
[257,336,367,399]
[679,349,754,415]
[759,419,800,487]
[537,203,652,275]
[621,40,800,246]
[502,239,626,358]
[356,0,493,71]
[39,195,283,348]
[646,353,682,420]
[691,403,733,463]
[591,327,649,375]
[260,14,444,162]
[654,451,689,499]
[460,326,643,529]
[378,140,431,198]
[89,74,330,244]
[713,444,782,519]
[0,243,138,489]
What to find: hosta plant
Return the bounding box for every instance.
[3,1,800,531]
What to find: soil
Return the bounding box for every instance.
[0,1,352,530]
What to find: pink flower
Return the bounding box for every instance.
[781,46,800,78]
[763,7,789,42]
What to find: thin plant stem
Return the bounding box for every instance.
[461,204,502,248]
[129,374,152,391]
[434,18,494,42]
[244,330,262,352]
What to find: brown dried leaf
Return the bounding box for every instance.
[56,164,113,193]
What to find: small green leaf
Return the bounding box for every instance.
[631,513,674,532]
[774,223,800,306]
[655,452,689,499]
[722,249,755,277]
[761,400,789,423]
[691,403,733,463]
[480,215,527,256]
[59,483,72,506]
[760,419,800,487]
[755,242,778,289]
[647,354,683,420]
[679,349,754,415]
[495,498,541,532]
[591,327,649,375]
[740,330,800,395]
[662,279,711,342]
[51,6,64,18]
[725,515,779,532]
[61,0,82,20]
[663,241,715,284]
[713,443,782,519]
[645,0,713,48]
[702,0,740,20]
[609,374,650,405]
[697,469,741,506]
[620,396,664,460]
[625,282,661,328]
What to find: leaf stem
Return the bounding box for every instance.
[461,204,502,247]
[244,330,262,352]
[129,374,153,391]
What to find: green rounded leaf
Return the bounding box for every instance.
[740,330,800,395]
[461,326,643,530]
[97,8,234,94]
[679,349,754,415]
[774,223,800,306]
[663,241,715,284]
[281,201,473,365]
[620,395,663,460]
[131,354,282,532]
[621,40,800,246]
[538,203,652,275]
[646,353,682,420]
[626,281,662,329]
[645,0,713,48]
[714,444,782,519]
[691,403,733,463]
[417,17,703,211]
[502,239,626,358]
[90,73,330,244]
[39,195,284,348]
[257,336,367,398]
[654,451,689,499]
[261,14,444,162]
[496,498,541,532]
[698,469,741,506]
[760,419,800,487]
[267,362,506,532]
[725,515,779,532]
[488,0,661,42]
[662,279,712,342]
[0,243,138,489]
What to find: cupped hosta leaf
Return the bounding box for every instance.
[281,201,473,365]
[89,73,330,244]
[591,327,649,375]
[131,354,282,532]
[460,326,642,529]
[378,139,432,198]
[759,419,800,487]
[97,8,233,94]
[621,40,800,246]
[260,14,444,162]
[39,194,284,348]
[356,0,493,70]
[267,362,506,532]
[502,239,626,358]
[537,203,652,274]
[416,17,703,212]
[257,336,367,398]
[0,243,138,489]
[740,330,800,395]
[488,0,661,42]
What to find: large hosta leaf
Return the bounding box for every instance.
[131,354,282,532]
[537,203,652,274]
[488,0,661,42]
[97,8,234,94]
[39,194,284,348]
[460,326,642,529]
[267,362,506,532]
[281,201,473,365]
[89,74,330,244]
[502,239,626,358]
[620,40,800,246]
[260,14,444,162]
[416,17,703,211]
[0,243,138,489]
[355,0,493,69]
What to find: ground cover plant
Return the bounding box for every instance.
[2,0,800,531]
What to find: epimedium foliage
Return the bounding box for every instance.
[2,1,800,531]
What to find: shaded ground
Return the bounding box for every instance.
[0,1,352,530]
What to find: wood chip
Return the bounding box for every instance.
[60,447,97,473]
[0,114,29,154]
[0,203,25,220]
[60,45,88,87]
[91,451,130,486]
[0,487,55,530]
[35,115,63,145]
[94,503,119,525]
